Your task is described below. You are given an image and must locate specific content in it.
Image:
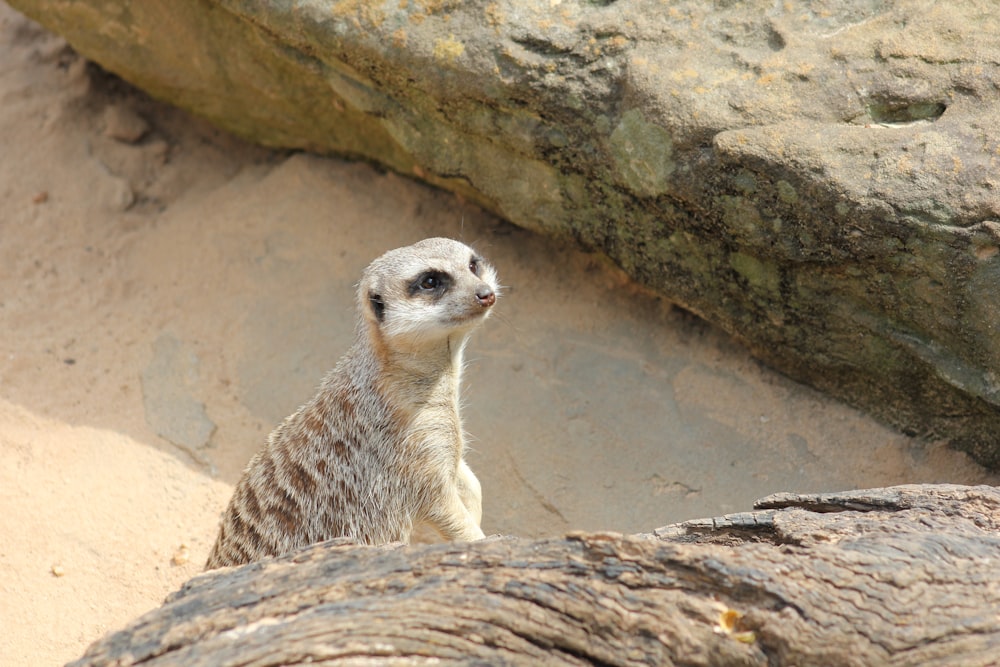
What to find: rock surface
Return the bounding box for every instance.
[141,333,217,458]
[9,0,1000,464]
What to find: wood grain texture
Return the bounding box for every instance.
[72,484,1000,666]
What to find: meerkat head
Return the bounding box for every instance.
[358,238,499,350]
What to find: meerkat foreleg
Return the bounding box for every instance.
[456,459,483,525]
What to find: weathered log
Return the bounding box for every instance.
[72,484,1000,666]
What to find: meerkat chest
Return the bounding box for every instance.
[395,401,463,474]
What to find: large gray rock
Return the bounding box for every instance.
[11,0,1000,465]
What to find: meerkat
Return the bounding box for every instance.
[206,237,498,569]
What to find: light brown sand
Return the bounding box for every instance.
[2,6,997,665]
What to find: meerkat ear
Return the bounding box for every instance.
[369,292,385,322]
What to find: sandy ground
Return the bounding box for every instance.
[2,6,998,665]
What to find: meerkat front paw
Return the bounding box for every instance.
[429,487,486,542]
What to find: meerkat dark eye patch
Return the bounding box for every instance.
[409,271,451,296]
[369,292,385,322]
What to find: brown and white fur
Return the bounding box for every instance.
[206,238,498,569]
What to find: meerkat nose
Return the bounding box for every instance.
[475,286,496,307]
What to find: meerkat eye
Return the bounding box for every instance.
[411,271,450,294]
[369,292,386,322]
[469,257,480,275]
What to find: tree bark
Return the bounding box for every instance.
[71,484,1000,666]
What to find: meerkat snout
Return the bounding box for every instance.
[205,237,498,569]
[476,285,496,307]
